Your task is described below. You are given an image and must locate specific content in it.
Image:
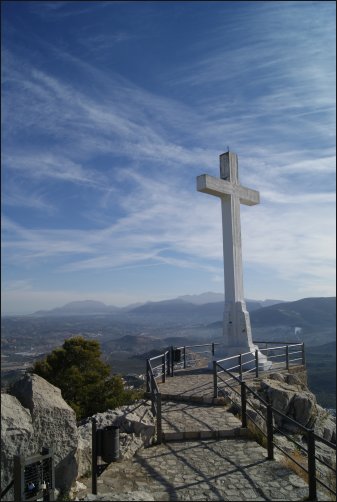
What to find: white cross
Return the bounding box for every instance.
[197,152,259,349]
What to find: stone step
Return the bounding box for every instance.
[162,427,249,442]
[161,393,227,405]
[160,401,246,443]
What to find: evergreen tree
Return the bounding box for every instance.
[32,336,141,420]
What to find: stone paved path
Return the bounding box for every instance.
[76,364,329,501]
[161,401,247,441]
[77,438,311,501]
[159,367,217,403]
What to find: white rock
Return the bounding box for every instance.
[1,394,34,501]
[10,373,79,493]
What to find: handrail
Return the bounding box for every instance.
[214,360,336,500]
[146,341,306,387]
[145,359,162,444]
[253,340,303,345]
[147,342,307,439]
[176,343,220,349]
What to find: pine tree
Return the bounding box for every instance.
[32,336,141,420]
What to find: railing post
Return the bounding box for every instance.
[307,429,317,501]
[170,346,174,376]
[146,360,150,392]
[166,351,170,376]
[14,455,24,502]
[286,345,289,370]
[302,342,306,366]
[266,405,274,460]
[183,346,186,368]
[211,342,215,356]
[213,361,218,398]
[91,418,97,495]
[241,382,247,428]
[255,349,259,378]
[239,354,242,381]
[156,393,162,444]
[162,355,166,383]
[150,387,155,416]
[47,447,55,502]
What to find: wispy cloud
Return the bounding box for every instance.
[4,152,108,188]
[2,1,335,312]
[28,1,112,19]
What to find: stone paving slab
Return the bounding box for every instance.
[158,367,218,403]
[158,364,301,404]
[77,438,316,501]
[161,401,247,441]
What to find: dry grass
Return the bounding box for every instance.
[245,418,268,449]
[279,449,309,483]
[280,449,336,502]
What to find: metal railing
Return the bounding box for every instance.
[213,361,336,500]
[145,354,165,444]
[145,340,336,497]
[171,342,218,373]
[0,448,55,502]
[214,342,306,382]
[145,341,306,438]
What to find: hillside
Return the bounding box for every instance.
[29,295,280,319]
[33,300,119,316]
[306,341,336,409]
[250,297,336,328]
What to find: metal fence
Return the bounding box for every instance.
[215,342,305,381]
[146,340,336,499]
[0,448,55,502]
[213,360,336,500]
[146,341,305,388]
[145,356,163,444]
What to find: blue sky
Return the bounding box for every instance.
[2,1,336,315]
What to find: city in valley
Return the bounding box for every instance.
[1,295,336,411]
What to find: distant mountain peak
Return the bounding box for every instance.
[178,292,224,305]
[31,300,120,316]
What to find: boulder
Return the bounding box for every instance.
[10,373,79,493]
[258,376,317,431]
[1,394,34,501]
[314,406,336,444]
[77,401,155,479]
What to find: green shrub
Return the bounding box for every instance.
[32,336,141,420]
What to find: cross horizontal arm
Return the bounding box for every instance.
[196,174,260,206]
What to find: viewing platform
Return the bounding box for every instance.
[76,341,334,501]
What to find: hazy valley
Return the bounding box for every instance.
[1,295,335,409]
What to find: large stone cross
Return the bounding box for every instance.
[197,151,259,355]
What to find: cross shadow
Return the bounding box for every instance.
[202,439,272,500]
[134,439,275,500]
[162,402,230,433]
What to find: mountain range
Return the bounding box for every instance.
[28,295,336,336]
[31,293,283,317]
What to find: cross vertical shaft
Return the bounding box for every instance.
[220,152,244,304]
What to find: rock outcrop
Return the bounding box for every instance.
[76,400,155,478]
[1,373,156,500]
[226,370,336,441]
[258,372,317,431]
[1,373,79,498]
[1,394,35,501]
